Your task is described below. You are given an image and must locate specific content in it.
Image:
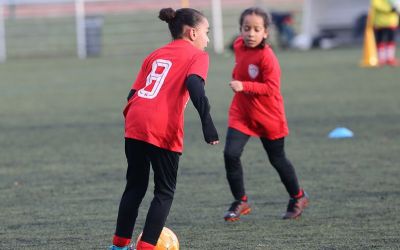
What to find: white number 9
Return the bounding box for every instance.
[138,59,172,99]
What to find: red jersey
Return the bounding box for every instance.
[123,39,209,153]
[228,37,289,139]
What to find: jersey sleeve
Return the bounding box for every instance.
[232,37,242,80]
[241,49,281,96]
[185,75,219,143]
[232,62,237,79]
[187,52,209,82]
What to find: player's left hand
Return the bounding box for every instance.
[230,80,243,92]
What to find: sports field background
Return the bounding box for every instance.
[1,6,400,250]
[2,0,302,59]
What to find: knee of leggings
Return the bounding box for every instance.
[224,149,241,160]
[155,187,175,200]
[269,156,288,169]
[224,152,242,173]
[224,152,240,166]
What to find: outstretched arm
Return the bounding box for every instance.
[186,74,219,145]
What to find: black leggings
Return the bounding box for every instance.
[115,138,179,245]
[224,127,300,200]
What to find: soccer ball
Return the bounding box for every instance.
[136,227,179,250]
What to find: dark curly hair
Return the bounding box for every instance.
[159,7,205,39]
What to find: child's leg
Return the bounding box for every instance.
[113,139,151,246]
[224,127,250,200]
[386,28,398,65]
[260,137,301,198]
[140,144,180,246]
[261,137,309,219]
[375,28,387,65]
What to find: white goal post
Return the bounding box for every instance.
[0,2,6,62]
[0,0,102,61]
[211,0,224,54]
[75,0,86,59]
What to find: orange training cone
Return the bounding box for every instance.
[360,9,378,67]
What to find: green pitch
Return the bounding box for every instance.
[1,38,400,250]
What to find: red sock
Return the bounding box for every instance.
[292,189,304,199]
[377,42,387,64]
[136,240,156,250]
[112,235,131,247]
[240,195,248,202]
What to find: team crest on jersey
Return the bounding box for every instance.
[248,64,259,79]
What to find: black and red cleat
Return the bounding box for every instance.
[224,200,251,222]
[282,191,309,219]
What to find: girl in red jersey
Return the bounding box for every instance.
[109,8,219,250]
[222,7,308,222]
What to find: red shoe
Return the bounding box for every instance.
[224,200,251,221]
[282,192,309,219]
[387,58,399,67]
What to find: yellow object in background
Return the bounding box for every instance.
[371,0,399,28]
[360,9,379,67]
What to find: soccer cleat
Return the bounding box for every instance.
[282,191,309,219]
[109,245,132,250]
[224,200,251,221]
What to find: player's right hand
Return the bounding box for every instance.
[230,80,243,92]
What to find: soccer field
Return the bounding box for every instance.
[1,45,400,249]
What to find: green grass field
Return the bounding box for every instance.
[1,33,400,249]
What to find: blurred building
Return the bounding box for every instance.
[293,0,370,50]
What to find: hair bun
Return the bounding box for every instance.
[159,8,176,23]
